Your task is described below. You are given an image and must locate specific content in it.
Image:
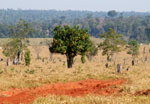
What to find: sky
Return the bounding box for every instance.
[0,0,150,12]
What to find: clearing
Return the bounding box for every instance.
[0,79,125,104]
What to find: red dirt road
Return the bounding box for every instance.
[0,79,126,104]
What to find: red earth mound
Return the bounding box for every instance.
[0,79,126,104]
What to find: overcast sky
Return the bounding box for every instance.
[0,0,150,12]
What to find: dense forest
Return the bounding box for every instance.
[0,9,150,43]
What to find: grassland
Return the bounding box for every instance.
[0,37,101,46]
[0,38,150,104]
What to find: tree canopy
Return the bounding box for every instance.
[0,10,150,42]
[107,10,118,17]
[2,19,32,65]
[99,28,125,61]
[127,40,139,58]
[50,25,92,68]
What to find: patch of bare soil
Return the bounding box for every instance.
[0,79,126,104]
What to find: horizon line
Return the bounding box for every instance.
[0,8,150,13]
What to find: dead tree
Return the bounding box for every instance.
[21,54,24,61]
[126,66,130,71]
[105,63,109,68]
[50,53,53,61]
[42,58,45,62]
[145,56,148,62]
[143,47,146,54]
[6,58,9,66]
[13,59,19,65]
[132,60,135,66]
[117,64,122,73]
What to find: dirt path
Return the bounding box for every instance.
[0,79,126,104]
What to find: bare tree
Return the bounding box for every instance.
[117,64,122,73]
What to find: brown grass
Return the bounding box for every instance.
[0,38,150,103]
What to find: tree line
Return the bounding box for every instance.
[2,20,141,71]
[0,10,150,42]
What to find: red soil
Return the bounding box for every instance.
[0,79,126,104]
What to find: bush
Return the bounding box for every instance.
[25,49,31,66]
[25,69,35,74]
[81,55,86,64]
[10,67,15,71]
[40,41,43,45]
[26,40,30,44]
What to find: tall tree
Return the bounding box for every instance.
[127,40,139,66]
[49,25,92,68]
[3,39,20,60]
[107,10,118,18]
[99,28,125,67]
[9,19,32,62]
[3,19,32,64]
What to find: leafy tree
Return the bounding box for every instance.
[3,39,20,60]
[127,40,139,65]
[108,10,118,18]
[3,19,32,65]
[49,25,92,68]
[9,19,32,62]
[1,10,150,42]
[99,28,125,67]
[0,10,150,42]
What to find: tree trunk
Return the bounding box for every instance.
[145,56,148,62]
[21,54,23,61]
[86,54,92,61]
[126,66,130,71]
[50,53,53,61]
[17,50,21,63]
[18,40,22,63]
[67,55,74,68]
[117,64,122,73]
[132,60,135,66]
[105,63,109,68]
[6,58,9,66]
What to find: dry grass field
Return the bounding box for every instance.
[0,38,150,104]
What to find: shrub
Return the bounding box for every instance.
[25,49,31,66]
[10,67,15,71]
[26,40,30,44]
[81,54,86,64]
[25,69,35,74]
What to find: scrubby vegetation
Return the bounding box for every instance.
[25,49,31,66]
[0,10,150,104]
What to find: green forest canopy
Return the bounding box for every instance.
[0,9,150,43]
